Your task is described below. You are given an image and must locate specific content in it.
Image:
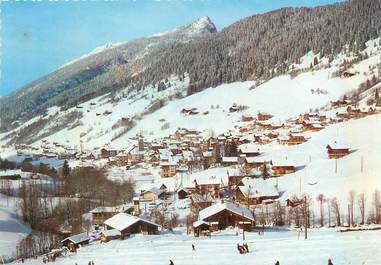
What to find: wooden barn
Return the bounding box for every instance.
[100,229,121,243]
[193,220,211,237]
[104,213,159,238]
[160,162,177,178]
[236,177,280,205]
[270,159,295,176]
[61,233,90,252]
[177,188,190,200]
[198,202,255,231]
[326,144,349,159]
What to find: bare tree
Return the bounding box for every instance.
[331,197,341,227]
[349,190,356,226]
[373,190,380,224]
[316,194,325,227]
[358,193,366,225]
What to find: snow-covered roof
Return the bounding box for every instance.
[238,143,260,154]
[198,201,254,222]
[238,178,279,199]
[193,220,210,228]
[89,204,133,214]
[222,157,238,163]
[101,229,121,237]
[327,142,349,149]
[61,233,90,244]
[104,213,159,232]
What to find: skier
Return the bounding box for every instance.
[192,244,196,251]
[88,261,91,265]
[169,259,174,265]
[328,259,333,265]
[92,260,95,265]
[243,243,249,253]
[275,261,280,265]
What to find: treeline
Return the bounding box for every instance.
[0,157,58,178]
[2,0,381,131]
[255,190,381,228]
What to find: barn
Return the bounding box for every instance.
[326,143,349,159]
[198,202,255,231]
[100,229,121,243]
[104,213,159,238]
[61,233,90,251]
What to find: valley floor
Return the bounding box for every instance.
[18,228,381,265]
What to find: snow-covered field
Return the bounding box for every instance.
[0,195,31,260]
[17,228,381,265]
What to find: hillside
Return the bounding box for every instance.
[1,0,381,130]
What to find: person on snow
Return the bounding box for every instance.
[92,261,95,265]
[275,261,280,265]
[192,244,196,251]
[328,259,333,265]
[169,259,174,265]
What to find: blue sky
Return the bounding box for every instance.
[1,0,342,96]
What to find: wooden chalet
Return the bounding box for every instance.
[244,157,265,169]
[278,133,306,145]
[236,177,279,205]
[326,143,349,159]
[346,106,363,119]
[160,162,177,178]
[177,188,190,200]
[257,112,273,121]
[341,71,355,78]
[61,233,90,251]
[104,213,159,238]
[198,202,255,231]
[141,187,166,201]
[100,148,117,159]
[100,229,121,243]
[238,144,260,157]
[193,220,211,237]
[222,157,238,166]
[270,159,295,176]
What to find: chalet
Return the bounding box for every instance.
[238,144,260,157]
[341,71,355,78]
[270,159,295,176]
[141,187,166,201]
[198,202,255,231]
[100,148,117,159]
[90,205,133,226]
[254,135,271,145]
[278,133,306,145]
[115,151,129,167]
[257,112,273,121]
[326,143,350,159]
[236,178,279,205]
[61,233,90,251]
[160,162,177,178]
[302,121,324,131]
[104,213,159,238]
[244,157,265,169]
[193,220,211,237]
[177,188,190,200]
[202,151,214,168]
[241,115,254,122]
[222,157,238,167]
[346,106,363,119]
[229,105,240,112]
[100,229,121,243]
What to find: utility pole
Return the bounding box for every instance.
[335,159,338,174]
[304,195,308,240]
[242,211,245,241]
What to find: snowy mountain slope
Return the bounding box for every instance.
[1,39,380,153]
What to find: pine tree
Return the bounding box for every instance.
[62,160,70,179]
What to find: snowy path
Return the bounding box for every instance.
[20,229,381,265]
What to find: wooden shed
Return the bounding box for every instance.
[61,233,90,252]
[326,144,349,159]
